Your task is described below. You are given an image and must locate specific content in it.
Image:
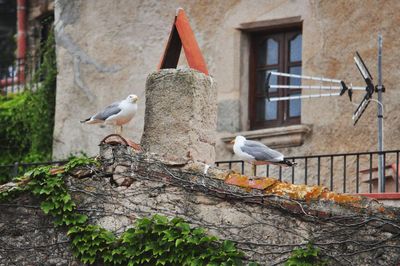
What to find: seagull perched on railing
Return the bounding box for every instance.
[231,135,296,175]
[80,94,138,135]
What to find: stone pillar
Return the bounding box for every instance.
[141,68,217,165]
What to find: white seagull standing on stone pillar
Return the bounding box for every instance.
[231,135,296,175]
[80,94,138,135]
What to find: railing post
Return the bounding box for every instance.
[317,157,321,186]
[330,156,334,191]
[278,166,282,181]
[304,158,308,185]
[343,155,347,193]
[356,154,360,193]
[369,154,373,193]
[396,152,399,192]
[291,159,295,184]
[12,162,19,177]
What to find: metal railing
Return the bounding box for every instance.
[0,56,41,95]
[216,150,400,194]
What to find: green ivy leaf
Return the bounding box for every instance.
[102,230,116,243]
[175,238,184,247]
[40,201,54,214]
[176,222,190,234]
[154,214,169,225]
[76,214,88,224]
[68,226,80,235]
[223,240,236,253]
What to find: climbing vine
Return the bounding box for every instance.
[285,242,328,266]
[0,157,254,265]
[0,25,56,183]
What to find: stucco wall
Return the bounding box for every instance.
[53,0,400,167]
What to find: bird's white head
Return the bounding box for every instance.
[126,94,139,103]
[230,135,246,145]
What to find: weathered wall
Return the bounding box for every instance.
[0,194,76,266]
[53,0,400,163]
[2,143,400,265]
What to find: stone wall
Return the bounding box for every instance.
[0,194,75,266]
[2,143,400,265]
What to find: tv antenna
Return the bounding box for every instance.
[265,71,366,102]
[265,35,385,192]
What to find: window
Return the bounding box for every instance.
[249,28,302,129]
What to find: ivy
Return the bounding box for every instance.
[0,24,56,183]
[0,157,255,265]
[285,242,328,266]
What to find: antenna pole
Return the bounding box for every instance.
[377,34,385,192]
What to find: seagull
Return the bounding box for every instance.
[80,94,138,135]
[231,135,296,175]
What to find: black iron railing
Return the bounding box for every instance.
[0,56,41,95]
[216,150,400,194]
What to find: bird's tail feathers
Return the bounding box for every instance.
[80,118,91,124]
[282,159,297,167]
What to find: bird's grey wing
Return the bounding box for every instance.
[241,140,284,162]
[92,102,121,121]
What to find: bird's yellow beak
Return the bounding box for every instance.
[230,139,235,144]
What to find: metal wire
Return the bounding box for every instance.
[270,71,342,83]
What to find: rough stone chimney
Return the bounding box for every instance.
[141,68,217,165]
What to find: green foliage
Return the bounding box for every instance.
[0,26,56,183]
[111,215,245,266]
[68,224,116,264]
[0,157,253,265]
[64,156,99,172]
[285,242,328,266]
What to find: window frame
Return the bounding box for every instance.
[249,25,302,130]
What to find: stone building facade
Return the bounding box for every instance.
[53,0,400,191]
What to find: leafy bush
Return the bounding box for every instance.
[0,27,56,183]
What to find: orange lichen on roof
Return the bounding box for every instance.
[304,186,329,202]
[320,191,362,204]
[249,178,277,190]
[267,182,327,200]
[224,174,250,188]
[224,172,365,205]
[225,174,277,190]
